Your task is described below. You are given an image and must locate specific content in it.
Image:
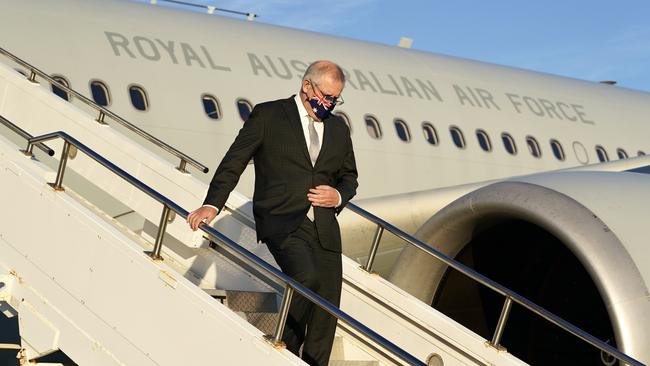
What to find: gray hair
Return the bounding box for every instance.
[302,60,345,85]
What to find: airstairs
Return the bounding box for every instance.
[0,48,643,366]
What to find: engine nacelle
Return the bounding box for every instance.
[390,171,650,365]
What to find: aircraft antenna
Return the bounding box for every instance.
[398,37,413,48]
[148,0,258,21]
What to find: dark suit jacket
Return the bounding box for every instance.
[203,96,358,252]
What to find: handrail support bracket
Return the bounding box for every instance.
[96,110,108,125]
[361,225,384,273]
[265,285,293,347]
[488,296,513,350]
[148,205,171,261]
[49,141,71,191]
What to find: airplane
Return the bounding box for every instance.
[0,0,649,365]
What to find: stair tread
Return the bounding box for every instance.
[225,290,279,312]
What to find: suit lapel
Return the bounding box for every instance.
[281,97,311,165]
[314,115,333,168]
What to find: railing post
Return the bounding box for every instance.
[27,69,38,84]
[21,141,35,157]
[149,205,171,261]
[490,296,513,349]
[49,141,71,191]
[96,110,108,125]
[362,225,384,273]
[265,285,293,347]
[176,159,188,174]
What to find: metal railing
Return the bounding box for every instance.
[345,203,645,366]
[15,130,424,366]
[0,115,54,157]
[0,47,209,175]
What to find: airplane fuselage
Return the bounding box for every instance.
[1,0,648,200]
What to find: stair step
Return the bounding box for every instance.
[202,288,227,302]
[201,289,281,334]
[225,290,279,313]
[243,312,279,335]
[329,335,381,365]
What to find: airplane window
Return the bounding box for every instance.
[333,111,352,133]
[476,129,492,152]
[526,136,542,158]
[449,126,466,149]
[90,80,111,107]
[364,115,382,140]
[595,145,609,162]
[550,139,565,161]
[616,148,628,159]
[236,98,253,121]
[129,85,149,111]
[51,76,71,101]
[202,94,221,120]
[639,151,646,156]
[502,133,517,155]
[422,122,439,145]
[394,119,411,142]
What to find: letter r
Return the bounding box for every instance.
[105,31,136,58]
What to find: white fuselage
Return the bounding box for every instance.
[1,0,649,199]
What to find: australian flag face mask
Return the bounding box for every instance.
[309,94,337,120]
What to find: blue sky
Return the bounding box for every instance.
[140,0,650,93]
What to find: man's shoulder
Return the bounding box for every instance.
[327,113,351,135]
[253,96,294,113]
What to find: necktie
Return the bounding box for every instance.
[308,117,320,166]
[307,117,320,221]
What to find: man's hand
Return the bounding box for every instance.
[307,185,340,208]
[187,206,218,231]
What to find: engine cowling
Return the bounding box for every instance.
[389,171,650,365]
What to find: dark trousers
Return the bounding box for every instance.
[265,217,342,366]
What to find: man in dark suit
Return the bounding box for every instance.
[187,60,358,366]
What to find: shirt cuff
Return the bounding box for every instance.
[202,204,220,214]
[335,189,342,208]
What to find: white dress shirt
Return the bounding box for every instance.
[294,95,342,208]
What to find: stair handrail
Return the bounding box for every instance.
[18,130,425,366]
[345,202,644,366]
[0,115,54,156]
[0,46,209,175]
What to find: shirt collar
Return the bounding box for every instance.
[294,94,310,121]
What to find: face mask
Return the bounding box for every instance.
[309,94,336,120]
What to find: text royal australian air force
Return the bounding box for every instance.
[104,31,595,124]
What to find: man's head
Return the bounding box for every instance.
[300,60,345,121]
